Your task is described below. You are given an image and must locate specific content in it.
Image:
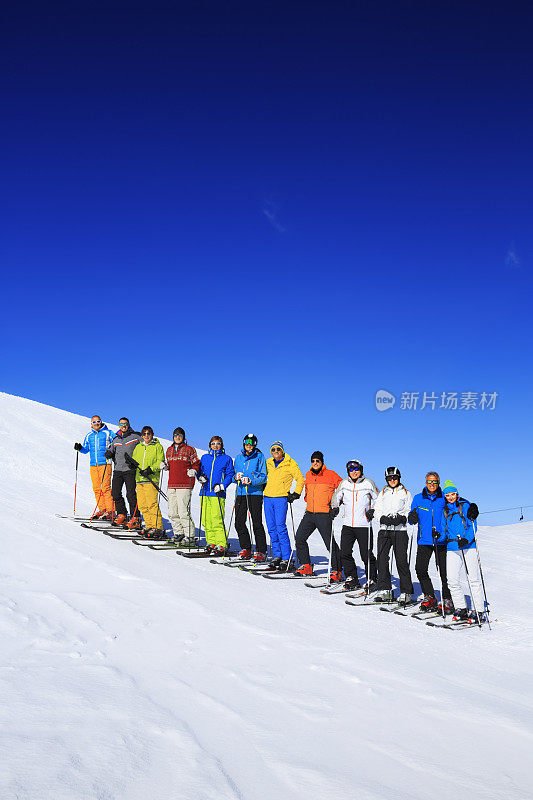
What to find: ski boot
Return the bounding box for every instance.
[419,595,438,612]
[238,549,252,560]
[254,551,267,563]
[277,559,295,573]
[344,576,361,591]
[329,570,344,583]
[204,543,216,553]
[373,589,394,603]
[438,598,454,616]
[397,592,413,605]
[128,517,142,530]
[294,563,314,577]
[113,514,127,527]
[267,557,282,571]
[213,545,228,556]
[452,607,469,622]
[95,510,111,521]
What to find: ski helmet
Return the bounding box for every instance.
[243,433,257,448]
[385,466,401,481]
[346,459,363,474]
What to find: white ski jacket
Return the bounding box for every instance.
[373,485,412,530]
[333,476,378,527]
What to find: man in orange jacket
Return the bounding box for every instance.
[294,451,343,580]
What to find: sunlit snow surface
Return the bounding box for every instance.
[0,391,531,800]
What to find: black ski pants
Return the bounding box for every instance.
[295,511,341,572]
[340,525,377,583]
[111,470,140,518]
[235,494,267,553]
[376,529,413,593]
[415,544,451,600]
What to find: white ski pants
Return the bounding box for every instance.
[168,488,195,540]
[447,547,485,612]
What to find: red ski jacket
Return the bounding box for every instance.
[166,442,201,489]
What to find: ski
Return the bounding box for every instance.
[345,589,372,599]
[379,601,418,615]
[237,563,272,574]
[102,532,142,540]
[427,619,488,630]
[209,558,256,567]
[56,515,103,522]
[80,523,117,531]
[178,550,235,559]
[320,585,353,595]
[345,598,397,607]
[262,571,321,580]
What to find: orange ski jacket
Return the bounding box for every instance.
[304,466,342,513]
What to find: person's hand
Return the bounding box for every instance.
[160,462,168,471]
[213,484,224,494]
[408,509,419,524]
[235,472,244,482]
[241,476,251,485]
[457,536,469,548]
[329,507,340,519]
[74,443,82,451]
[380,515,393,526]
[287,492,300,504]
[198,475,207,484]
[467,503,479,520]
[187,468,196,477]
[365,508,374,521]
[140,466,153,478]
[105,449,114,460]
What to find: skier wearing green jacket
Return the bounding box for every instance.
[125,426,166,536]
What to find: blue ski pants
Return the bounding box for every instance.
[264,496,291,559]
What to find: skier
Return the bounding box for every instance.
[233,434,268,561]
[125,426,166,538]
[165,427,201,544]
[294,452,343,579]
[263,441,304,570]
[372,467,414,603]
[408,471,453,614]
[197,435,235,554]
[335,460,379,591]
[74,415,115,519]
[440,480,484,623]
[105,417,142,527]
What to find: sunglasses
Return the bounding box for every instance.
[119,424,128,428]
[92,421,102,425]
[311,459,322,464]
[426,480,439,485]
[348,467,361,472]
[271,447,283,453]
[386,476,399,481]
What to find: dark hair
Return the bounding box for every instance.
[141,426,154,436]
[209,435,223,447]
[119,417,130,426]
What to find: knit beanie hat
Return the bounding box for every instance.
[311,450,324,463]
[443,480,458,496]
[173,427,185,438]
[270,441,284,452]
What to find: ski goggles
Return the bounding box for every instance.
[347,462,362,472]
[244,438,254,445]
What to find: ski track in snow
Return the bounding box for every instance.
[0,391,532,799]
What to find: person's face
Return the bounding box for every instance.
[445,491,458,503]
[174,433,184,445]
[311,458,323,469]
[386,477,399,487]
[426,476,439,493]
[271,446,284,462]
[210,439,222,451]
[91,417,103,430]
[348,467,361,479]
[244,443,254,454]
[142,431,153,444]
[119,420,129,432]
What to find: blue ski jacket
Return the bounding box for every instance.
[198,449,235,498]
[441,499,477,551]
[80,424,115,466]
[410,487,446,545]
[233,448,267,496]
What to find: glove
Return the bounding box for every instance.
[160,461,168,471]
[74,443,82,451]
[139,466,153,478]
[365,508,374,521]
[408,509,419,524]
[392,514,406,526]
[241,476,251,485]
[457,536,469,548]
[380,515,393,526]
[213,484,224,494]
[467,503,479,520]
[105,449,114,460]
[124,453,138,469]
[235,472,244,482]
[329,507,340,519]
[197,475,207,484]
[287,492,300,504]
[186,468,196,477]
[431,527,440,540]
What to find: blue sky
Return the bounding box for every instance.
[2,1,532,521]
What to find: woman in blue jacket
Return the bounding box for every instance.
[441,481,485,623]
[197,435,235,554]
[233,433,267,560]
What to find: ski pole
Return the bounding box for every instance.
[153,469,164,532]
[287,500,297,571]
[325,509,334,587]
[366,522,373,596]
[216,491,229,554]
[471,523,491,630]
[197,492,205,547]
[73,451,79,516]
[245,484,257,553]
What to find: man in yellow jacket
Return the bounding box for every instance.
[264,441,304,568]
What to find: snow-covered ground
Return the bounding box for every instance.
[1,391,531,800]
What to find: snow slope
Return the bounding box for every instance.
[0,391,531,800]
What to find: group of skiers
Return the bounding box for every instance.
[74,417,487,624]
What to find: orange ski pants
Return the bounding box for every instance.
[90,464,114,514]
